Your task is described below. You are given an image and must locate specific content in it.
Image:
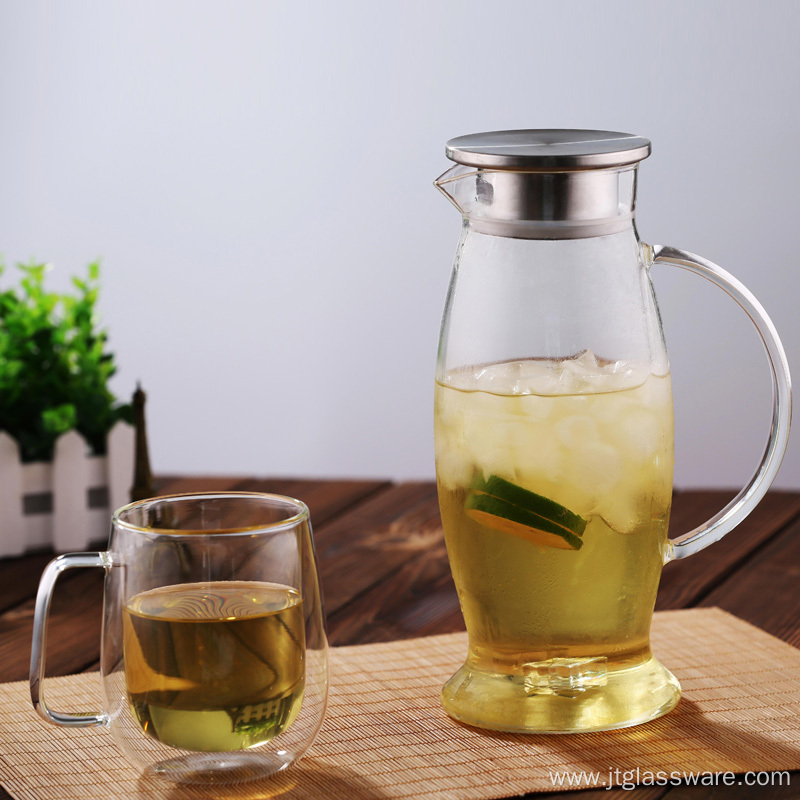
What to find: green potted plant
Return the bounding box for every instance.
[0,260,134,554]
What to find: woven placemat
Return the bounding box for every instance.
[1,608,799,800]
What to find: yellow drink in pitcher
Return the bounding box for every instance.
[434,351,680,732]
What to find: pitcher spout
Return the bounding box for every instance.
[434,164,478,215]
[435,161,637,240]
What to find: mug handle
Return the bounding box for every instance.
[30,552,111,726]
[650,244,792,560]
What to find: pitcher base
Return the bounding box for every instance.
[441,654,680,733]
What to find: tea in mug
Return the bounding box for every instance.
[434,352,676,730]
[123,581,305,751]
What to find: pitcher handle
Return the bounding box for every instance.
[650,244,792,560]
[30,552,110,727]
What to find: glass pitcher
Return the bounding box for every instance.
[433,129,791,733]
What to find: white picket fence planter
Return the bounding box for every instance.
[0,421,135,556]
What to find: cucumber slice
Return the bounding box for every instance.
[466,493,584,551]
[471,473,587,536]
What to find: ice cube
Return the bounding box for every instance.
[517,392,552,421]
[531,367,564,396]
[434,384,469,429]
[567,441,622,505]
[637,372,673,409]
[603,359,648,391]
[567,349,599,372]
[468,360,533,396]
[462,414,513,481]
[510,422,563,484]
[597,451,676,534]
[514,359,554,392]
[597,481,644,534]
[466,389,520,420]
[555,415,599,449]
[558,351,600,391]
[592,393,635,424]
[613,408,663,462]
[434,440,473,491]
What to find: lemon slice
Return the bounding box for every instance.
[470,474,587,536]
[466,493,584,550]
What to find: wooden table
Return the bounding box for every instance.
[1,477,799,799]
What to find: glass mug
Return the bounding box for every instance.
[433,130,792,733]
[30,493,328,783]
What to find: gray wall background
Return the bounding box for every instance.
[1,0,797,490]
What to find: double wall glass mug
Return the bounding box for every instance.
[433,130,791,733]
[30,493,328,783]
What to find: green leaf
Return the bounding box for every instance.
[0,258,130,461]
[42,403,77,435]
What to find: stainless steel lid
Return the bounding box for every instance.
[445,129,651,171]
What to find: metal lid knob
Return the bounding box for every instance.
[445,129,651,171]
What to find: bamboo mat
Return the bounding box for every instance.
[1,608,799,800]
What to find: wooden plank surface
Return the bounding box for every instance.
[0,476,390,683]
[315,481,441,616]
[0,479,798,800]
[657,490,800,611]
[699,513,800,648]
[156,474,391,528]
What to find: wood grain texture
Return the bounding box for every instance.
[657,490,800,610]
[0,477,389,683]
[233,476,391,527]
[313,481,441,615]
[327,490,800,648]
[699,515,800,648]
[0,479,798,800]
[0,553,55,615]
[326,525,461,645]
[0,567,103,682]
[154,475,254,495]
[156,475,390,528]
